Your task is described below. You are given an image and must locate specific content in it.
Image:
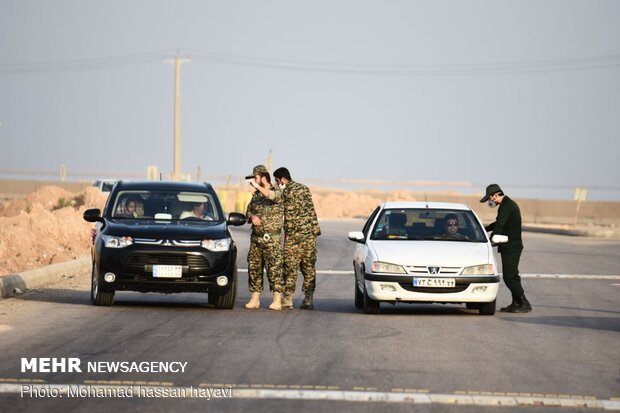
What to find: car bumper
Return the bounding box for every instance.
[95,245,237,294]
[364,273,499,303]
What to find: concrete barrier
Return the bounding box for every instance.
[0,256,90,299]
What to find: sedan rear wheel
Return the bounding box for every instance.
[91,264,114,306]
[363,282,380,314]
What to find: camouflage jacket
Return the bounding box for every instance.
[282,180,321,237]
[246,186,283,236]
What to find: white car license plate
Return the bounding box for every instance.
[413,277,456,288]
[153,265,183,278]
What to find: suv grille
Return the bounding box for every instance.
[126,253,209,270]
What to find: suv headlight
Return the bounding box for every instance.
[461,264,494,275]
[371,261,406,274]
[102,235,133,248]
[201,238,231,252]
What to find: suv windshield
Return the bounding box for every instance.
[111,190,221,222]
[370,208,487,242]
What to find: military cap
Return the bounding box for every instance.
[245,165,269,179]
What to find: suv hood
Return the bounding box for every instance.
[369,240,491,267]
[104,219,228,240]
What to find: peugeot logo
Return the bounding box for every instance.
[428,266,440,274]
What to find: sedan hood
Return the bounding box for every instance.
[370,240,491,267]
[104,219,228,240]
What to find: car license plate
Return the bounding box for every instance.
[153,265,183,278]
[413,277,456,288]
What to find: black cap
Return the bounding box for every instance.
[480,184,503,203]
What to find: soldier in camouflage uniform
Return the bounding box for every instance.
[273,167,321,310]
[244,165,284,310]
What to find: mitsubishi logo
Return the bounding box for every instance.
[428,266,441,274]
[162,240,173,246]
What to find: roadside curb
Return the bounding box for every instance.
[523,225,619,238]
[0,256,90,299]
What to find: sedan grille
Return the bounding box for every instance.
[404,265,462,275]
[398,283,469,294]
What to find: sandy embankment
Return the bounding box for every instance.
[0,185,407,276]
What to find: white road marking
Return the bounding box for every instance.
[238,269,620,279]
[1,383,618,409]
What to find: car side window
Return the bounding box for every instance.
[362,206,380,237]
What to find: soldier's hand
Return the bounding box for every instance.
[250,215,262,226]
[249,180,260,189]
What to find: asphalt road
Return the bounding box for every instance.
[0,220,619,412]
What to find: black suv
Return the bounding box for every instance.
[83,181,246,308]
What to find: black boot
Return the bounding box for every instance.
[510,294,532,313]
[500,296,518,312]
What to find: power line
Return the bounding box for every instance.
[188,49,620,76]
[0,50,171,74]
[1,48,619,76]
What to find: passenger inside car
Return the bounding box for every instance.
[386,212,408,238]
[115,196,143,218]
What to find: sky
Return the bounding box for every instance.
[1,0,619,200]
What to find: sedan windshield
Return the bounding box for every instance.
[370,208,487,242]
[110,190,221,222]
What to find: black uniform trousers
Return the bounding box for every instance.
[500,249,525,297]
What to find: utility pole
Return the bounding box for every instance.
[163,50,191,181]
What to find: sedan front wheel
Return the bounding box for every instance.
[363,282,380,314]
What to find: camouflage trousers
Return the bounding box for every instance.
[247,235,284,293]
[283,235,317,295]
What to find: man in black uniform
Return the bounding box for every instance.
[480,184,532,313]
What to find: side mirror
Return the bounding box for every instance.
[348,231,365,243]
[83,208,103,223]
[227,212,247,226]
[491,234,508,244]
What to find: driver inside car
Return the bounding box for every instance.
[441,213,469,239]
[180,202,213,220]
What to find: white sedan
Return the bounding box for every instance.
[348,201,502,315]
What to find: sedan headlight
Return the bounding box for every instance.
[201,238,231,252]
[102,235,133,248]
[461,264,494,275]
[371,261,406,274]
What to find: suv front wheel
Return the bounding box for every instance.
[91,264,115,306]
[209,269,237,309]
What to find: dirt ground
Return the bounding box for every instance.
[0,186,108,276]
[0,185,411,276]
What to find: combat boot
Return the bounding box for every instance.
[244,292,260,309]
[281,293,293,310]
[269,292,282,310]
[300,292,314,310]
[510,294,532,313]
[500,296,518,312]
